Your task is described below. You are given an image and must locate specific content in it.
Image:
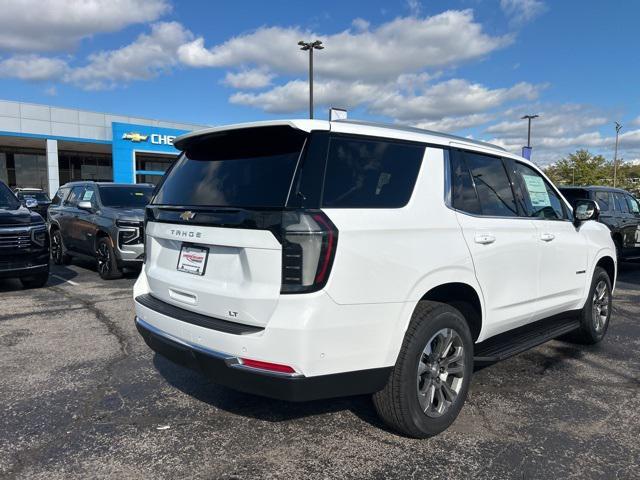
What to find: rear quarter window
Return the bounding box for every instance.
[153,126,307,208]
[321,136,424,208]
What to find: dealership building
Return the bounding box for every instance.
[0,99,207,196]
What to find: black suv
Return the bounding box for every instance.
[14,188,52,219]
[48,182,154,279]
[0,180,49,288]
[560,186,640,261]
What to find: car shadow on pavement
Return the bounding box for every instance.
[67,256,140,279]
[152,353,389,431]
[617,261,640,286]
[0,264,78,292]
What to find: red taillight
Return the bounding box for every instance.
[240,358,296,374]
[280,210,338,294]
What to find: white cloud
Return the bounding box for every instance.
[223,69,274,89]
[484,104,625,164]
[0,55,68,81]
[413,113,495,132]
[351,18,370,31]
[370,79,541,121]
[407,0,422,16]
[66,21,191,90]
[0,0,170,52]
[230,75,542,121]
[500,0,547,26]
[178,10,512,82]
[230,79,378,114]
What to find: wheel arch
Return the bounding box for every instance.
[94,229,112,249]
[595,255,615,287]
[385,268,485,366]
[420,283,483,343]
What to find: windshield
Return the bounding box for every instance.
[18,191,50,202]
[98,185,153,208]
[153,126,307,208]
[0,182,20,210]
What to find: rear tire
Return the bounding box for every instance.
[51,230,71,265]
[96,237,122,280]
[570,266,612,344]
[20,268,49,289]
[373,301,474,438]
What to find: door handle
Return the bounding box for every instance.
[540,233,555,242]
[474,233,496,245]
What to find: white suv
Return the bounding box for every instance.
[134,119,616,437]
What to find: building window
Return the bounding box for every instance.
[135,152,176,186]
[0,147,47,189]
[59,151,113,184]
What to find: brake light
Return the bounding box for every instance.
[280,211,338,293]
[240,358,296,374]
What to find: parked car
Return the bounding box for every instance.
[48,182,154,279]
[559,186,640,262]
[0,180,49,288]
[134,119,615,438]
[13,187,52,219]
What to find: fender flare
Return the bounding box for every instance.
[383,265,485,366]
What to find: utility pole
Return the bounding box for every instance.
[613,121,622,187]
[521,114,539,148]
[298,40,324,119]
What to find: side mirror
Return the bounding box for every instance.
[77,201,93,211]
[573,199,599,226]
[25,198,38,209]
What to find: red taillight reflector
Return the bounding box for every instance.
[312,213,335,284]
[240,358,296,374]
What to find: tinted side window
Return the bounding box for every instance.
[322,137,424,208]
[594,191,611,212]
[614,193,629,213]
[51,187,69,206]
[65,186,85,207]
[513,162,566,220]
[626,195,640,214]
[82,186,97,207]
[450,150,481,214]
[463,152,518,217]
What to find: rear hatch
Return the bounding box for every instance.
[144,125,310,327]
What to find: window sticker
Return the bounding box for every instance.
[522,174,550,207]
[82,190,94,201]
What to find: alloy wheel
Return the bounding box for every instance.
[592,280,610,332]
[51,232,61,262]
[417,328,466,418]
[97,243,111,275]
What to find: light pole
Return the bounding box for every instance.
[298,40,324,119]
[521,114,539,148]
[613,121,622,187]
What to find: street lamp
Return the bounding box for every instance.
[613,121,622,188]
[298,40,324,119]
[521,114,539,148]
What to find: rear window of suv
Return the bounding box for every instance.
[321,136,424,208]
[153,126,307,208]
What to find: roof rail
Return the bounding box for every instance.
[332,119,506,151]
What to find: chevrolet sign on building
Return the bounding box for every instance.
[0,98,208,195]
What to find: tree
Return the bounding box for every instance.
[544,149,611,186]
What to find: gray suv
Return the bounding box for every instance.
[48,182,154,279]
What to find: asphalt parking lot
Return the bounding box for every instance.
[1,260,639,479]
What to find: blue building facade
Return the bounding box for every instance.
[0,99,206,195]
[112,122,190,183]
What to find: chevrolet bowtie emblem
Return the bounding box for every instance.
[180,211,196,221]
[121,132,149,142]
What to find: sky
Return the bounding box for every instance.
[0,0,638,165]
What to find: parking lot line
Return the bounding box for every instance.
[50,274,79,286]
